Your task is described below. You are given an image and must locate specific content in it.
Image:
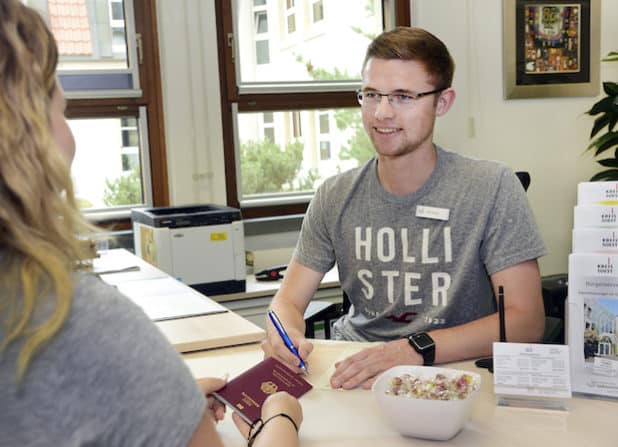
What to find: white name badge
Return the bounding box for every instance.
[416,205,450,221]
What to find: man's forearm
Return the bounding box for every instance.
[429,306,545,364]
[269,293,307,333]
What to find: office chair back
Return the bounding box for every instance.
[515,171,530,191]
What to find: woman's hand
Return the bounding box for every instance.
[261,391,303,427]
[196,377,227,423]
[231,391,303,438]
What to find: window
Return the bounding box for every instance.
[312,0,324,23]
[285,0,296,34]
[26,0,168,222]
[319,141,331,160]
[263,112,275,142]
[217,0,409,217]
[318,111,331,161]
[254,4,270,65]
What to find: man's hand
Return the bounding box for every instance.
[329,339,421,390]
[261,324,314,374]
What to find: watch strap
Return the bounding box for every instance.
[407,332,435,366]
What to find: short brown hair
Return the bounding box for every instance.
[362,26,455,90]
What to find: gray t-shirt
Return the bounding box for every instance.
[0,273,205,446]
[294,146,547,341]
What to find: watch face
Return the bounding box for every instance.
[411,332,434,349]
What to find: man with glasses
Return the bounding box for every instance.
[263,27,547,390]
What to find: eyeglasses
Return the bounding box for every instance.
[356,88,445,108]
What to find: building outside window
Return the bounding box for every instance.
[221,0,408,215]
[312,0,324,23]
[318,112,331,161]
[285,0,296,34]
[25,0,166,220]
[254,2,270,65]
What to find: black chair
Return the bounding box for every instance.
[515,171,531,191]
[541,274,568,344]
[303,300,343,339]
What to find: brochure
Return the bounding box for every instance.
[567,253,618,398]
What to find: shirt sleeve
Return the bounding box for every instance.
[63,277,206,447]
[293,180,337,273]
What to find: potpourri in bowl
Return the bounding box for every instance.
[372,366,481,441]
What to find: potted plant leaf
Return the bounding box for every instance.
[587,51,618,181]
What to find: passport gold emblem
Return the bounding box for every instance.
[260,381,278,394]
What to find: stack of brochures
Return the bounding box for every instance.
[568,181,618,398]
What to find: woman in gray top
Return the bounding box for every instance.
[0,2,301,446]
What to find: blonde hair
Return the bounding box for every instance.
[0,0,94,380]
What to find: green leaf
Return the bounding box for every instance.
[610,113,618,133]
[598,158,618,168]
[602,82,618,96]
[590,114,610,138]
[588,96,614,116]
[591,169,618,181]
[590,131,618,156]
[602,51,618,62]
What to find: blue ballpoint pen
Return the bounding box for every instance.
[268,310,309,375]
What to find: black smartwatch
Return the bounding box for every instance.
[407,332,435,366]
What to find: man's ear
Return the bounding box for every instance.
[436,88,456,116]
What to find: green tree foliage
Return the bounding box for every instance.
[240,139,307,194]
[334,108,375,164]
[103,166,143,206]
[297,168,320,191]
[240,9,378,194]
[295,53,376,166]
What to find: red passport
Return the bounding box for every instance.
[212,356,313,424]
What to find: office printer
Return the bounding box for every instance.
[131,204,246,295]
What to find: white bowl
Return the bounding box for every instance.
[372,365,481,441]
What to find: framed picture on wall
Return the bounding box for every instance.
[503,0,600,99]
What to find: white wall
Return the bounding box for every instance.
[412,0,618,275]
[156,0,227,205]
[157,0,618,276]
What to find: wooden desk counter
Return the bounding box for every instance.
[184,340,618,447]
[95,249,266,352]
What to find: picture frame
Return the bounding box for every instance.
[503,0,600,99]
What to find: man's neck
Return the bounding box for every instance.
[376,143,437,195]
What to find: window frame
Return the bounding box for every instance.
[215,0,410,219]
[64,0,168,227]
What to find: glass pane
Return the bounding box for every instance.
[319,113,329,133]
[237,0,382,84]
[256,40,270,65]
[237,108,372,198]
[121,128,139,147]
[69,116,144,209]
[319,141,331,160]
[264,127,275,142]
[287,14,296,34]
[121,151,139,172]
[111,1,124,21]
[26,0,128,70]
[255,11,268,33]
[313,0,324,22]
